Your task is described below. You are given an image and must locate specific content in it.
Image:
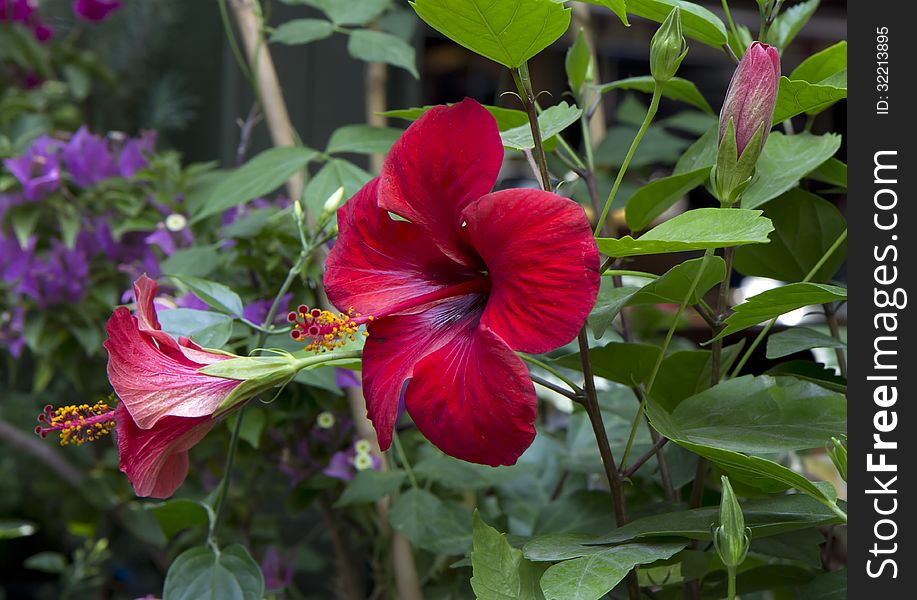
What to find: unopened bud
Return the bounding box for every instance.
[713,476,751,569]
[322,186,345,215]
[713,41,780,204]
[827,436,847,482]
[650,7,688,83]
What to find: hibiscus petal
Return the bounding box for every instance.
[405,323,537,466]
[115,404,215,499]
[325,177,478,317]
[463,189,600,354]
[377,99,502,266]
[132,273,162,331]
[104,307,240,428]
[361,294,485,450]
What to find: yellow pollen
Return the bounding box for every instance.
[37,400,116,446]
[288,306,367,353]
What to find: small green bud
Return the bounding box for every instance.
[713,476,751,569]
[316,411,336,429]
[827,436,848,482]
[650,7,688,83]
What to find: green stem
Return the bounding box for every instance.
[731,228,848,377]
[218,0,254,87]
[594,83,663,236]
[392,430,419,489]
[721,0,739,41]
[602,269,658,279]
[519,353,583,394]
[619,249,714,469]
[727,565,737,600]
[512,63,551,190]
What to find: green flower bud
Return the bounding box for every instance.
[827,436,848,482]
[650,7,688,83]
[713,476,751,569]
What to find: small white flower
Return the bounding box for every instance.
[164,213,188,232]
[354,439,372,454]
[353,452,374,471]
[316,411,336,429]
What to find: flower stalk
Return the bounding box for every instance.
[512,62,552,190]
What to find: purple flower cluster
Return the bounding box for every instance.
[0,128,159,356]
[73,0,122,23]
[0,0,52,41]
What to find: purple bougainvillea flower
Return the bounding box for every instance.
[3,135,63,200]
[320,99,600,466]
[1,0,52,40]
[261,548,294,591]
[63,127,118,187]
[117,131,156,178]
[242,294,292,325]
[0,305,27,358]
[73,0,121,22]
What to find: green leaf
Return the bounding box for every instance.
[539,542,687,600]
[336,470,407,506]
[533,491,616,536]
[296,0,391,26]
[303,158,372,218]
[741,132,842,209]
[772,77,846,123]
[651,344,744,411]
[557,342,660,386]
[799,568,846,600]
[161,246,223,278]
[565,29,592,95]
[326,124,402,155]
[9,202,41,248]
[717,283,847,339]
[734,188,847,283]
[24,552,67,574]
[596,123,691,168]
[410,0,571,69]
[0,519,36,539]
[470,511,544,600]
[597,208,773,258]
[555,495,843,550]
[157,309,234,348]
[500,102,582,150]
[269,19,335,45]
[596,76,713,114]
[766,360,846,393]
[579,1,628,25]
[414,452,526,489]
[162,544,264,600]
[390,489,473,554]
[626,0,728,48]
[768,0,819,49]
[767,327,845,360]
[347,29,418,77]
[625,167,710,231]
[673,124,717,174]
[809,158,847,188]
[381,104,527,131]
[170,276,244,317]
[628,256,726,306]
[791,41,847,85]
[193,147,318,222]
[146,499,210,539]
[649,375,846,454]
[751,529,824,568]
[588,283,641,339]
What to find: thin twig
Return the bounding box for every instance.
[622,435,669,479]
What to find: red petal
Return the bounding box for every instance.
[104,307,240,429]
[378,99,502,266]
[325,177,479,317]
[132,274,161,332]
[361,294,486,450]
[115,404,215,498]
[463,189,600,353]
[405,323,537,466]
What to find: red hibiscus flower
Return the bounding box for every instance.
[37,275,239,498]
[319,99,600,466]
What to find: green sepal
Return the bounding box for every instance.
[713,476,752,569]
[650,7,688,83]
[712,119,765,205]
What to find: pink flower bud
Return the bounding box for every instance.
[719,42,781,156]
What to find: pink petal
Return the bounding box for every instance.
[405,323,537,466]
[361,294,486,450]
[463,189,600,353]
[115,404,214,499]
[132,274,162,332]
[104,308,240,429]
[325,177,479,317]
[377,99,502,267]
